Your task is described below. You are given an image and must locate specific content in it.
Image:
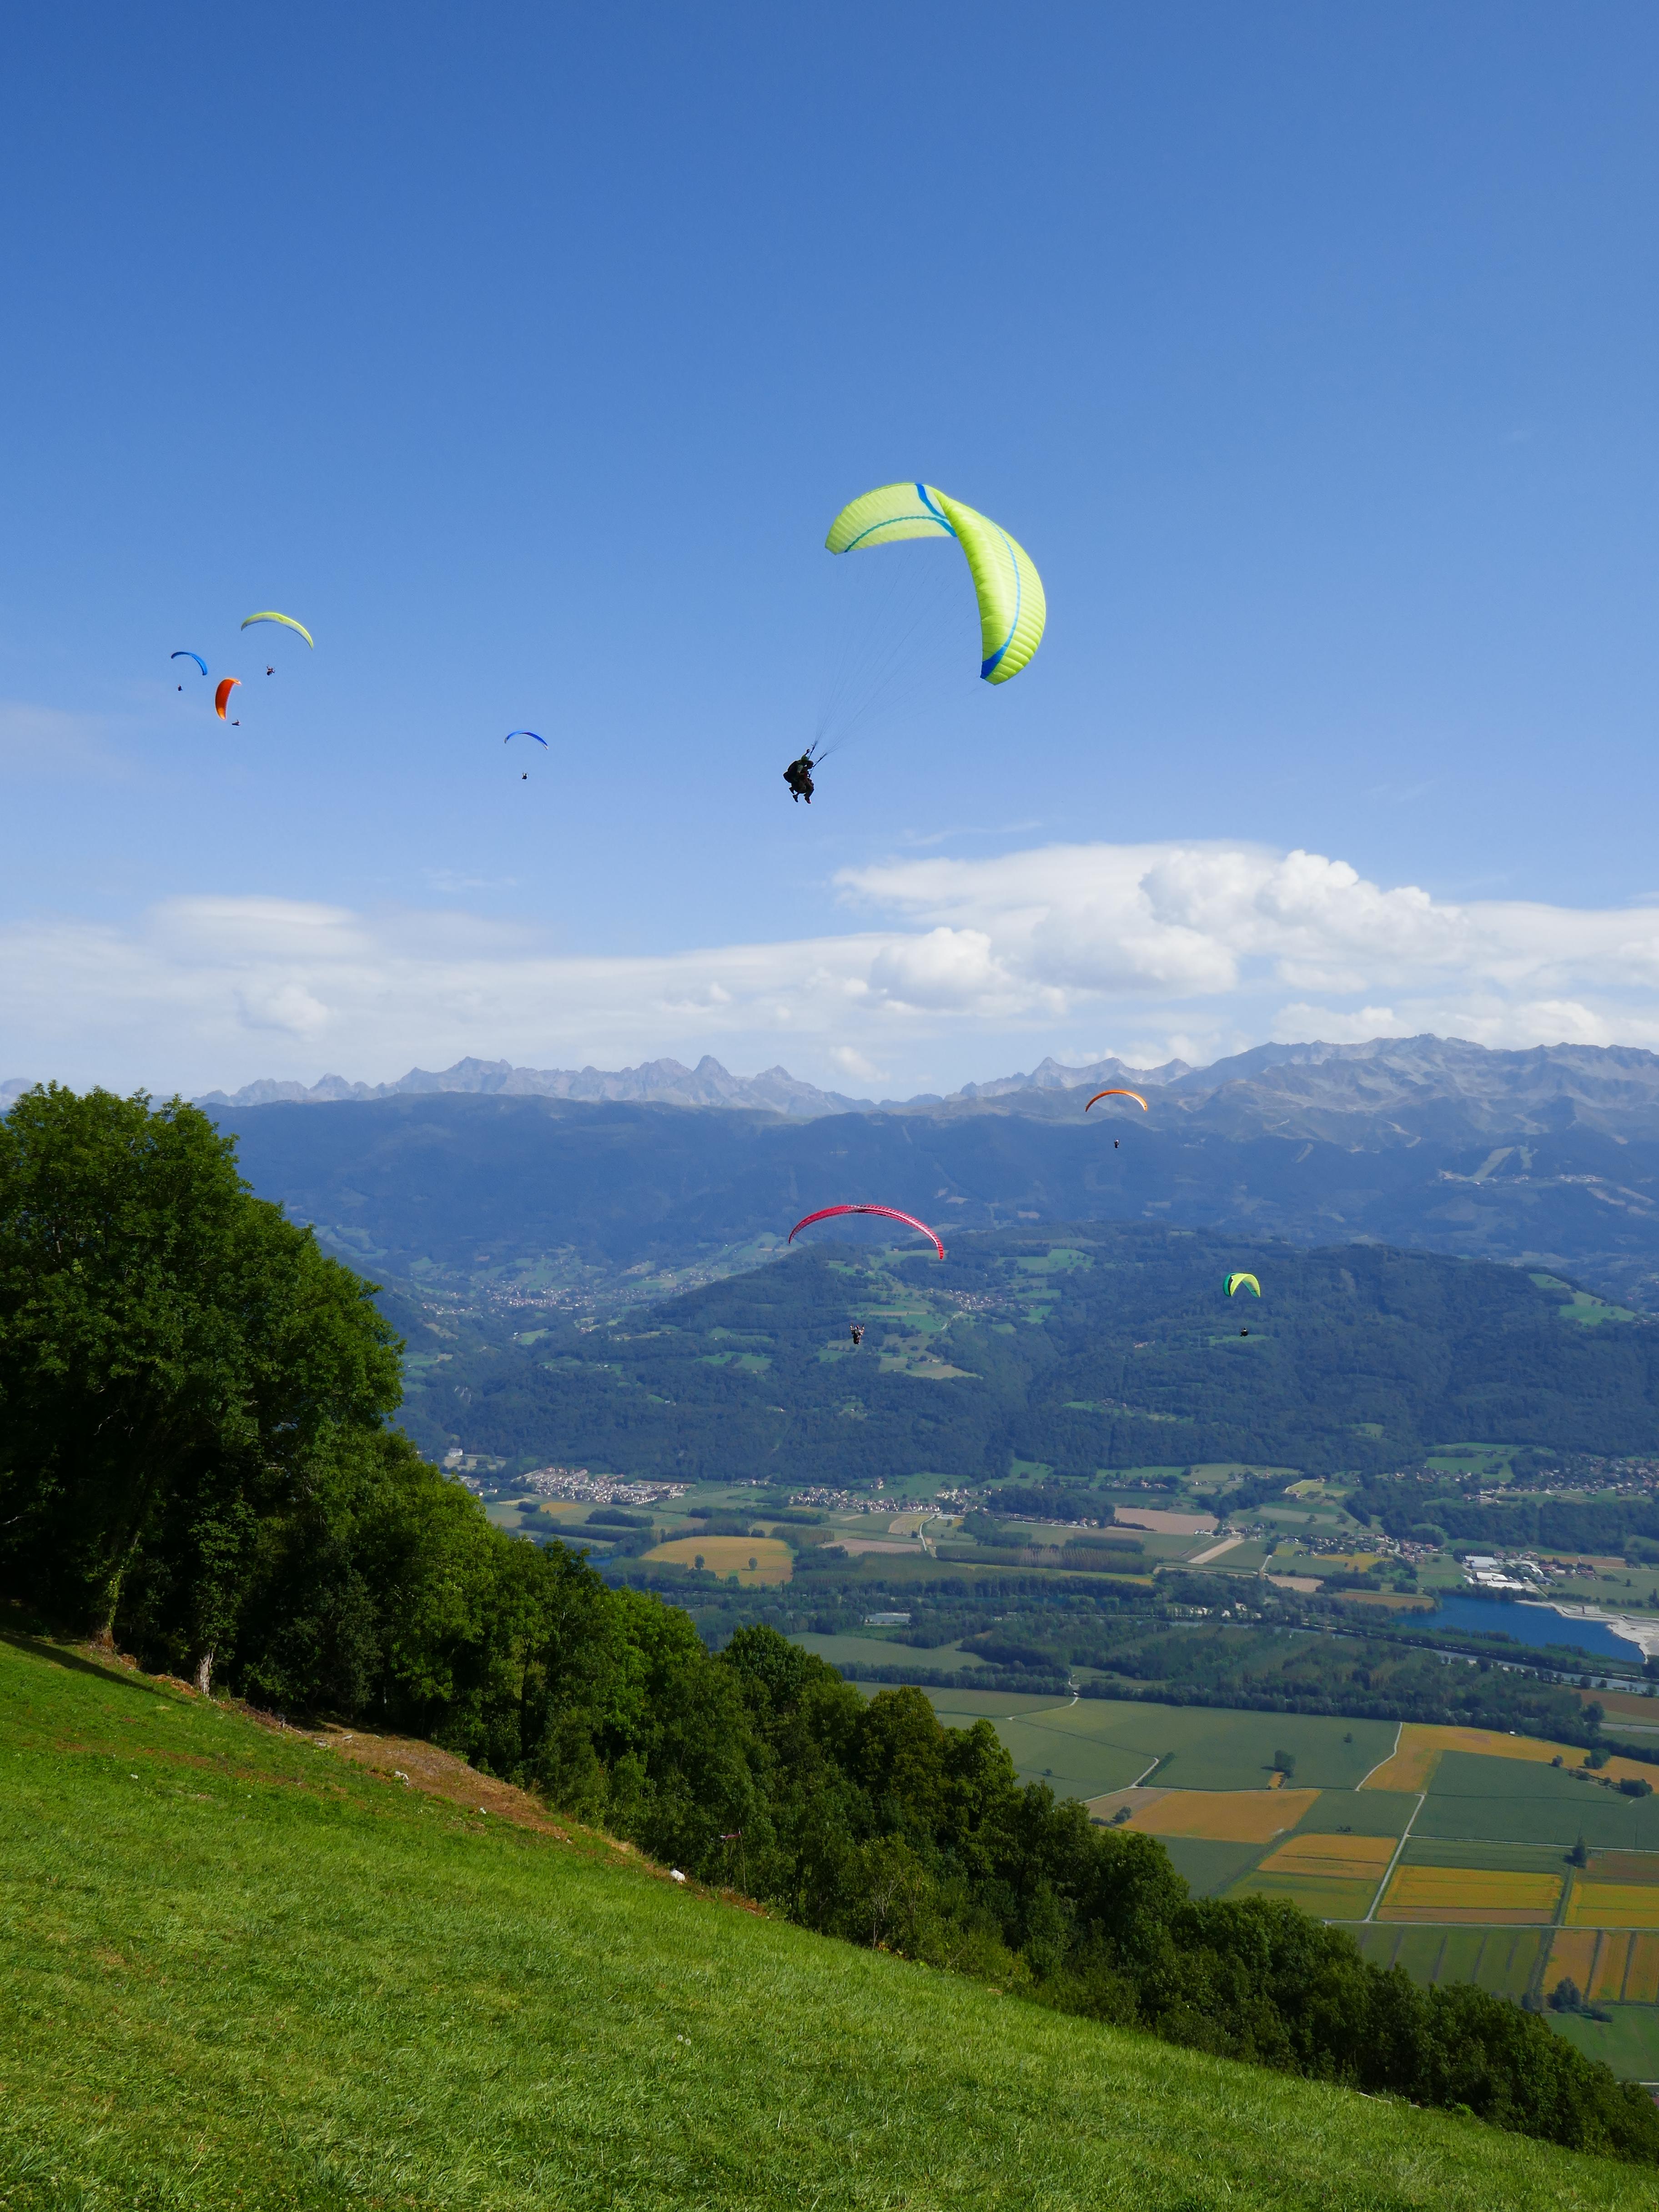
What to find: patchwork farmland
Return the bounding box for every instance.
[909,1685,1659,2083]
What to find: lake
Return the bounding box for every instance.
[1425,1592,1644,1666]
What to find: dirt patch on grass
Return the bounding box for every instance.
[313,1724,572,1835]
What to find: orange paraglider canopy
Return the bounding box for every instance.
[787,1203,945,1261]
[1084,1087,1148,1113]
[215,678,241,719]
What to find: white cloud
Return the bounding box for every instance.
[9,840,1659,1094]
[830,1045,887,1084]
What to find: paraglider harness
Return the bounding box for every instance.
[784,749,818,803]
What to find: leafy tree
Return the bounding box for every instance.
[0,1086,400,1683]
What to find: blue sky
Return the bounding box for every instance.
[4,3,1659,1096]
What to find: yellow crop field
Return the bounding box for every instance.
[1566,1882,1659,1930]
[1592,1933,1634,2002]
[1130,1789,1318,1843]
[1544,1930,1649,2003]
[642,1537,793,1586]
[1380,1866,1561,1923]
[1546,1931,1598,1994]
[1361,1721,1656,1793]
[1625,1934,1659,2002]
[1256,1831,1396,1882]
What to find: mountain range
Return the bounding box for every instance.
[193,1034,1659,1318]
[187,1034,1659,1141]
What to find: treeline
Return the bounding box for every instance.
[4,1089,1659,2167]
[828,1659,1071,1697]
[1352,1478,1659,1557]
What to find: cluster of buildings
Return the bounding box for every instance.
[790,1485,904,1513]
[518,1464,687,1507]
[1462,1553,1547,1593]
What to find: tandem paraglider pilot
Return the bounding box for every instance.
[784,751,816,803]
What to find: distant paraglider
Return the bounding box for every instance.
[506,730,547,782]
[240,612,313,649]
[787,1204,946,1261]
[1224,1271,1262,1335]
[825,482,1046,686]
[1087,1089,1146,1149]
[849,1324,865,1347]
[214,678,241,720]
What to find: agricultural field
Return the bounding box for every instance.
[1130,1788,1322,1842]
[897,1685,1659,2080]
[796,1632,988,1673]
[1568,1885,1659,1930]
[641,1535,793,1584]
[1234,1830,1396,1920]
[1261,1831,1398,1879]
[1378,1865,1563,1924]
[917,1697,1395,1805]
[1366,1724,1659,1795]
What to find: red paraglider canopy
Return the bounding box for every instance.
[215,677,241,720]
[787,1203,945,1260]
[1084,1087,1148,1112]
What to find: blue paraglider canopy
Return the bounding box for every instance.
[171,651,208,676]
[504,730,548,746]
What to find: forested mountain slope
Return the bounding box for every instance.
[388,1223,1659,1482]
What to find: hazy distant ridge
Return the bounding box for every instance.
[190,1033,1659,1138]
[193,1054,868,1118]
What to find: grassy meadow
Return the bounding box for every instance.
[6,1629,1659,2211]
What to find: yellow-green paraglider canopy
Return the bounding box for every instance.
[1223,1272,1262,1299]
[825,483,1046,684]
[241,611,314,649]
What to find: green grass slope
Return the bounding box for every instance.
[1,1632,1653,2212]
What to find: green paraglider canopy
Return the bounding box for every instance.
[1224,1272,1262,1299]
[825,482,1046,684]
[240,611,314,649]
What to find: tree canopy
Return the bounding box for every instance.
[0,1085,400,1680]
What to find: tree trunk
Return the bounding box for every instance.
[194,1644,215,1697]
